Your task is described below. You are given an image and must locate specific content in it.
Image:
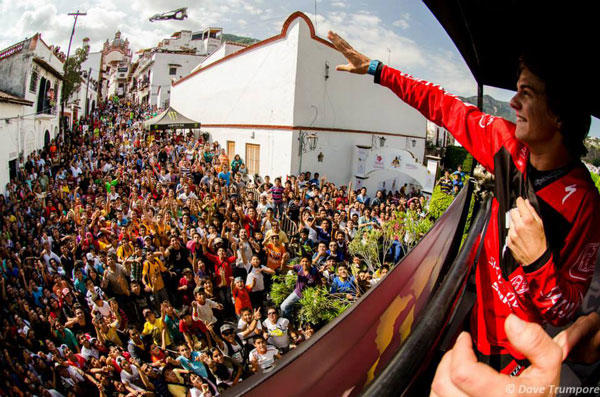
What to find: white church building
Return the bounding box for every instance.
[171,12,432,191]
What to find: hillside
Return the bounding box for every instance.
[221,33,260,45]
[459,94,516,123]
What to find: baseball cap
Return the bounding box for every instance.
[220,323,236,334]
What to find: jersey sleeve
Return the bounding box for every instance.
[378,65,515,173]
[521,190,600,326]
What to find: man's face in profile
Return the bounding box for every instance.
[510,67,560,147]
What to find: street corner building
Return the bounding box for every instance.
[0,34,64,193]
[170,12,434,193]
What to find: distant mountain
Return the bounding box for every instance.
[459,94,516,123]
[221,33,260,45]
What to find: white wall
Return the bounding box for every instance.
[292,130,425,186]
[0,102,27,193]
[170,13,427,185]
[170,21,300,126]
[150,53,205,108]
[204,127,294,179]
[81,52,102,81]
[194,42,246,72]
[293,18,426,138]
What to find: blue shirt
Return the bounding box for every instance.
[218,171,231,186]
[177,351,209,378]
[330,276,356,295]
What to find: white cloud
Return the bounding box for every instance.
[392,13,410,30]
[314,11,425,70]
[331,1,347,8]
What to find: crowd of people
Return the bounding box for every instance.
[436,166,465,196]
[0,100,427,397]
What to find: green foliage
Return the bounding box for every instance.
[400,210,433,248]
[428,184,455,220]
[348,228,383,272]
[443,146,472,172]
[591,172,600,194]
[221,33,259,45]
[62,47,88,103]
[462,154,474,173]
[583,139,600,167]
[460,187,477,247]
[297,287,350,325]
[269,273,297,306]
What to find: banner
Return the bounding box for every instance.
[226,186,471,397]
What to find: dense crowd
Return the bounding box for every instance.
[0,100,427,397]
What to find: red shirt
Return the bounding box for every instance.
[379,65,600,366]
[204,252,235,287]
[232,285,253,315]
[179,318,207,336]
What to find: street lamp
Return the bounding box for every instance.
[298,130,318,173]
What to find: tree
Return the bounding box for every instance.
[62,47,88,103]
[269,273,297,306]
[297,287,350,326]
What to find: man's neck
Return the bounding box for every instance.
[528,136,572,171]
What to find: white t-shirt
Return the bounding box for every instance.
[246,266,268,292]
[237,318,263,342]
[249,345,279,372]
[192,299,219,325]
[92,301,114,319]
[236,241,253,271]
[262,317,290,349]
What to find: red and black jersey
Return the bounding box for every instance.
[377,65,600,365]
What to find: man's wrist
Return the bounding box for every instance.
[522,247,552,273]
[367,60,380,76]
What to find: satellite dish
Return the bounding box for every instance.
[149,7,188,22]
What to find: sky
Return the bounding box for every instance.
[2,0,598,137]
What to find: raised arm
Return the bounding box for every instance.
[328,31,512,173]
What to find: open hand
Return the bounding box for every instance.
[328,31,371,74]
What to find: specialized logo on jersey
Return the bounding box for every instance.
[478,114,495,128]
[510,274,529,295]
[569,243,600,281]
[562,184,577,205]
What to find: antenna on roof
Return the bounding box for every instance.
[314,0,318,32]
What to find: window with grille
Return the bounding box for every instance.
[29,69,38,93]
[245,143,260,176]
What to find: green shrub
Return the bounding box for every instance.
[428,185,455,220]
[270,273,297,306]
[297,287,351,326]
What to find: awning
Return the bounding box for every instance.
[423,1,600,117]
[143,106,200,131]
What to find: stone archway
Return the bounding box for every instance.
[44,130,50,146]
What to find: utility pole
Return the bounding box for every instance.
[60,10,86,135]
[84,67,91,117]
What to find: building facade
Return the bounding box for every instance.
[65,38,100,125]
[129,28,227,109]
[100,32,132,99]
[0,34,64,193]
[171,12,427,189]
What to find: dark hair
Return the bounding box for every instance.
[518,53,590,158]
